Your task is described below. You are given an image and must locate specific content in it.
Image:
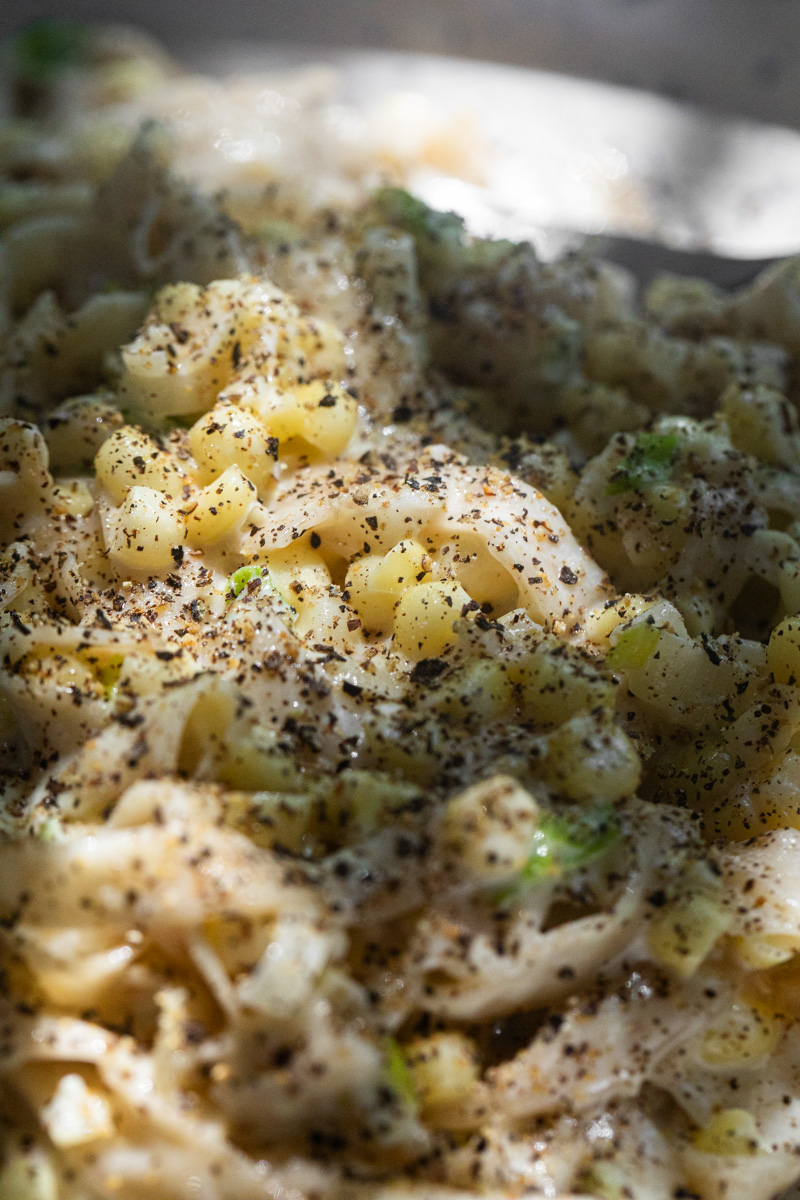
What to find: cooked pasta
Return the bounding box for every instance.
[5,21,800,1200]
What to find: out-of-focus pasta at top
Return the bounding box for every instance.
[4,22,800,1200]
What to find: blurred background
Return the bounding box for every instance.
[2,1,800,274]
[2,0,800,125]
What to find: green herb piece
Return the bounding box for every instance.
[606,433,679,495]
[256,219,304,247]
[227,564,274,601]
[383,1037,418,1112]
[371,187,516,284]
[37,816,62,843]
[96,654,124,699]
[13,21,88,83]
[495,804,621,907]
[375,187,464,243]
[606,622,661,671]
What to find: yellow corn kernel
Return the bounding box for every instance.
[435,657,512,721]
[119,280,261,418]
[543,714,641,802]
[730,933,797,971]
[700,1001,779,1068]
[768,616,800,686]
[50,477,94,517]
[188,402,277,493]
[185,466,257,548]
[585,593,656,645]
[373,539,430,590]
[263,539,332,618]
[647,887,730,979]
[238,378,305,441]
[291,379,358,456]
[694,1109,760,1156]
[393,579,471,659]
[346,539,430,634]
[509,641,616,727]
[405,1032,479,1111]
[0,419,51,498]
[44,393,124,471]
[291,315,347,378]
[443,775,540,881]
[721,383,799,468]
[105,485,185,572]
[0,1149,58,1200]
[95,426,185,504]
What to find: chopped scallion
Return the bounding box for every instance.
[495,804,621,907]
[383,1036,418,1112]
[606,623,661,671]
[606,433,679,495]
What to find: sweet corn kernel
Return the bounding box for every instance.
[50,477,94,517]
[443,775,540,881]
[0,1150,58,1200]
[694,1109,760,1156]
[730,933,797,971]
[700,1001,778,1068]
[543,714,641,802]
[585,594,656,645]
[405,1032,479,1110]
[648,888,730,979]
[393,579,471,660]
[434,658,512,721]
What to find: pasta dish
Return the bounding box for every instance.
[4,22,800,1200]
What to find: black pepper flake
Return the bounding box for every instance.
[343,681,363,697]
[310,531,321,549]
[410,658,447,684]
[559,565,578,585]
[10,612,31,635]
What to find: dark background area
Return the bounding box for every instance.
[1,0,800,126]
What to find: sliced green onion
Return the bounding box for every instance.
[383,1036,418,1112]
[37,816,62,842]
[495,804,621,907]
[227,564,274,601]
[13,21,88,83]
[96,654,124,699]
[606,623,661,671]
[606,433,679,495]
